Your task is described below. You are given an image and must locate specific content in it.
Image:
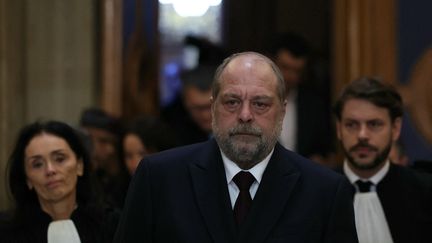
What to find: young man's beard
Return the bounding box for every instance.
[342,139,392,171]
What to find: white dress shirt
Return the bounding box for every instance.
[221,149,273,208]
[344,160,393,243]
[279,89,297,151]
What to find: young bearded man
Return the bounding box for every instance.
[334,77,432,243]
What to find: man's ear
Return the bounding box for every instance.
[392,117,402,142]
[280,99,287,114]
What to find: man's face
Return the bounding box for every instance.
[274,49,306,90]
[336,98,401,172]
[183,86,213,132]
[83,127,118,170]
[211,55,286,169]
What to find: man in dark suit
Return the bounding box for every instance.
[268,32,334,165]
[333,77,432,243]
[114,52,358,243]
[161,65,215,146]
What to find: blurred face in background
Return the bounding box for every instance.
[83,127,118,171]
[24,133,83,207]
[274,49,306,91]
[123,133,150,175]
[183,86,213,133]
[389,141,409,166]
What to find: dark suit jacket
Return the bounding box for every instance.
[161,95,210,146]
[295,87,334,158]
[114,139,358,243]
[340,163,432,243]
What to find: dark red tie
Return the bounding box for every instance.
[233,171,255,226]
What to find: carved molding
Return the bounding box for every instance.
[400,48,432,144]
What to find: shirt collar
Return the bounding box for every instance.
[343,159,390,185]
[221,149,273,184]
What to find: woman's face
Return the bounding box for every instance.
[24,133,83,205]
[123,133,149,175]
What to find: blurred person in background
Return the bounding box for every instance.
[162,65,216,145]
[122,115,177,175]
[268,32,334,165]
[389,140,409,166]
[79,108,129,208]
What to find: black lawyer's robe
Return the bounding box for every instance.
[114,139,358,243]
[0,204,119,243]
[342,163,432,243]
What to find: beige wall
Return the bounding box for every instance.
[0,0,97,210]
[0,0,27,209]
[25,0,97,122]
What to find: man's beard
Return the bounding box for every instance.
[212,119,282,170]
[342,139,392,170]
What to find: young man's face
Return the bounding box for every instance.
[336,98,401,172]
[83,127,118,170]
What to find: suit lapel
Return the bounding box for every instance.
[238,144,301,243]
[376,164,404,239]
[189,140,236,243]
